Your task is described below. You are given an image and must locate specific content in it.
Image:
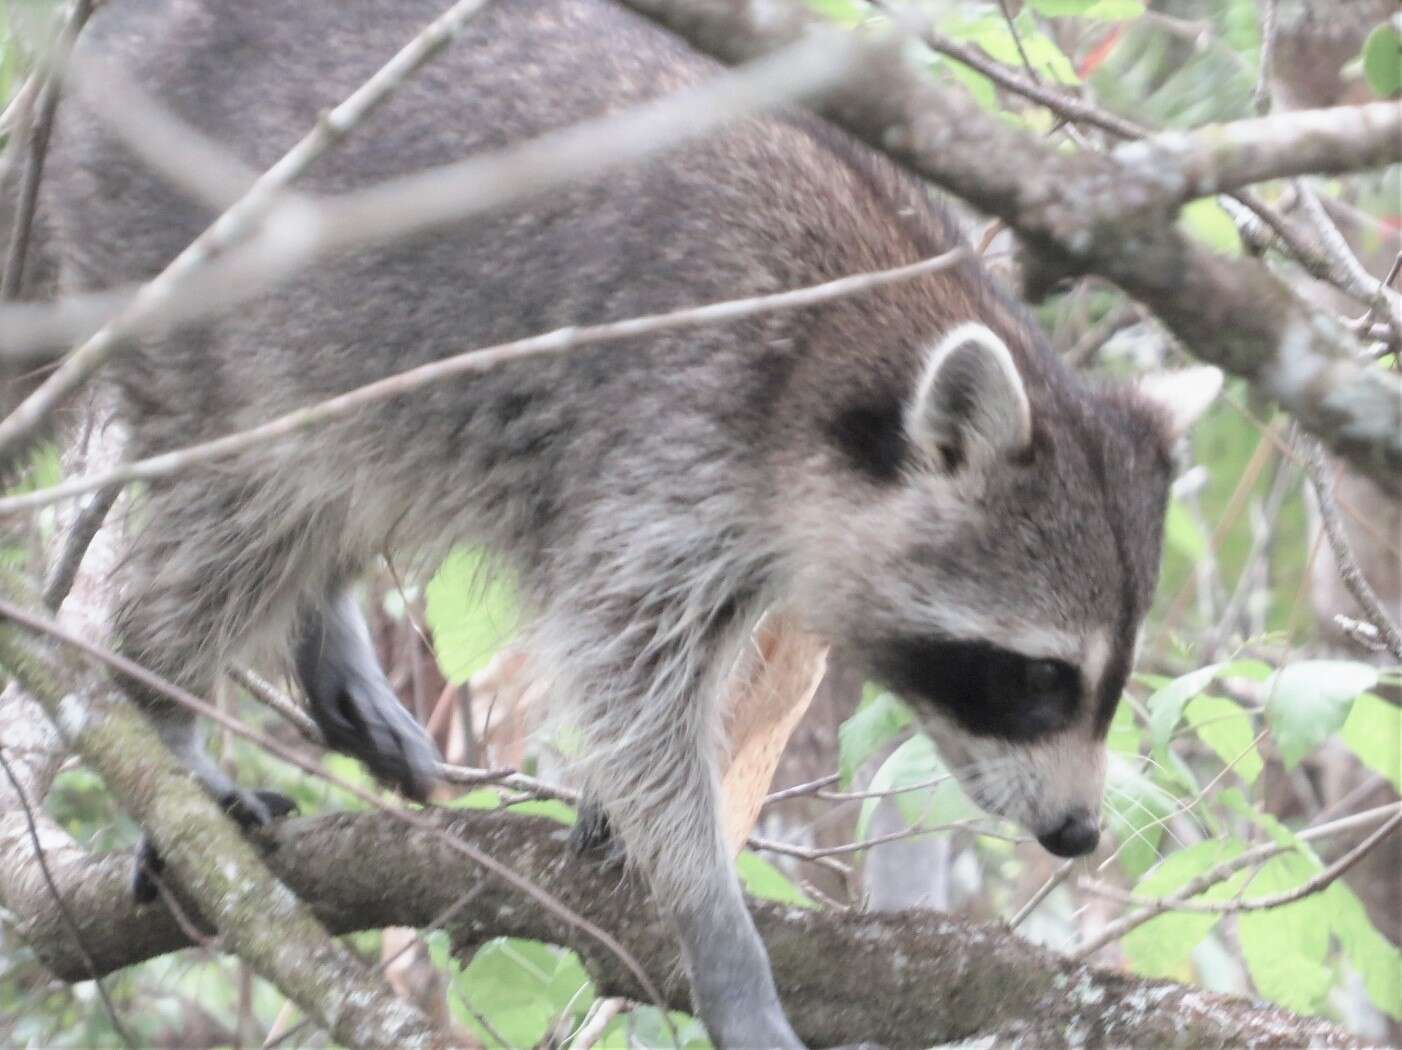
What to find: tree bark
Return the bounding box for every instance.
[614,0,1402,497]
[7,807,1363,1049]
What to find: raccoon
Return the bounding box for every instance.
[34,0,1219,1045]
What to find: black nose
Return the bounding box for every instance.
[1037,811,1100,857]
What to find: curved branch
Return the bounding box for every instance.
[7,808,1363,1049]
[616,0,1402,496]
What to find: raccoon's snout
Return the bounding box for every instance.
[1036,809,1099,857]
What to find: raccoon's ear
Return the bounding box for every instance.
[1136,366,1223,439]
[909,323,1032,470]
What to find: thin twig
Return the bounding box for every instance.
[41,483,120,611]
[1208,448,1300,658]
[1304,440,1402,660]
[1082,811,1402,916]
[0,0,502,452]
[1,0,95,300]
[0,248,965,516]
[1253,0,1279,117]
[0,745,138,1049]
[1008,859,1074,930]
[0,24,856,460]
[567,998,630,1050]
[1078,801,1402,957]
[1297,183,1402,339]
[762,772,841,804]
[750,817,1024,862]
[878,4,1145,139]
[228,667,322,740]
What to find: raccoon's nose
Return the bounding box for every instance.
[1037,811,1100,857]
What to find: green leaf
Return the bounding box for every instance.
[453,939,593,1047]
[444,787,503,810]
[1163,498,1210,563]
[1237,854,1333,1014]
[1028,0,1145,19]
[838,691,911,785]
[609,1008,712,1049]
[424,548,518,684]
[1106,695,1141,756]
[1328,881,1402,1018]
[1105,758,1176,879]
[1122,838,1249,976]
[1340,693,1401,791]
[855,734,973,840]
[1179,198,1242,254]
[509,798,576,825]
[1185,695,1261,784]
[1148,664,1223,754]
[1264,661,1378,768]
[737,851,815,907]
[949,14,1080,85]
[1362,21,1402,98]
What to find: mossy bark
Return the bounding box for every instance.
[0,576,453,1050]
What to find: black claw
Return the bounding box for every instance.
[131,836,164,905]
[253,789,300,821]
[131,789,298,905]
[569,800,613,854]
[570,800,627,867]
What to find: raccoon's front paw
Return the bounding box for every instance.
[131,788,299,904]
[569,799,626,868]
[307,678,441,803]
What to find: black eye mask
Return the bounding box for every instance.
[872,636,1081,741]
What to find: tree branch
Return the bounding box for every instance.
[7,807,1364,1048]
[614,0,1402,496]
[0,575,454,1050]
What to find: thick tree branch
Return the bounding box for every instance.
[0,576,453,1050]
[7,808,1363,1049]
[615,0,1402,495]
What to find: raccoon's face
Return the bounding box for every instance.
[803,323,1220,857]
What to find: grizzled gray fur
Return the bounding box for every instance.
[31,0,1215,1044]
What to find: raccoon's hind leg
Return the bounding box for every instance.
[114,478,337,902]
[295,586,439,801]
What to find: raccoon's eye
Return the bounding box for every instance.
[1025,659,1067,696]
[1020,657,1079,731]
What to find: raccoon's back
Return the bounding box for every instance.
[45,0,976,479]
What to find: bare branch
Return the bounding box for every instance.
[0,593,671,1020]
[1,0,94,300]
[614,0,1402,494]
[1304,441,1402,660]
[0,248,965,516]
[1078,801,1402,957]
[1082,810,1402,915]
[0,0,504,454]
[0,25,857,462]
[0,745,136,1049]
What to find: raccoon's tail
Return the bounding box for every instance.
[0,141,67,487]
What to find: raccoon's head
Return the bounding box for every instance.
[799,322,1220,857]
